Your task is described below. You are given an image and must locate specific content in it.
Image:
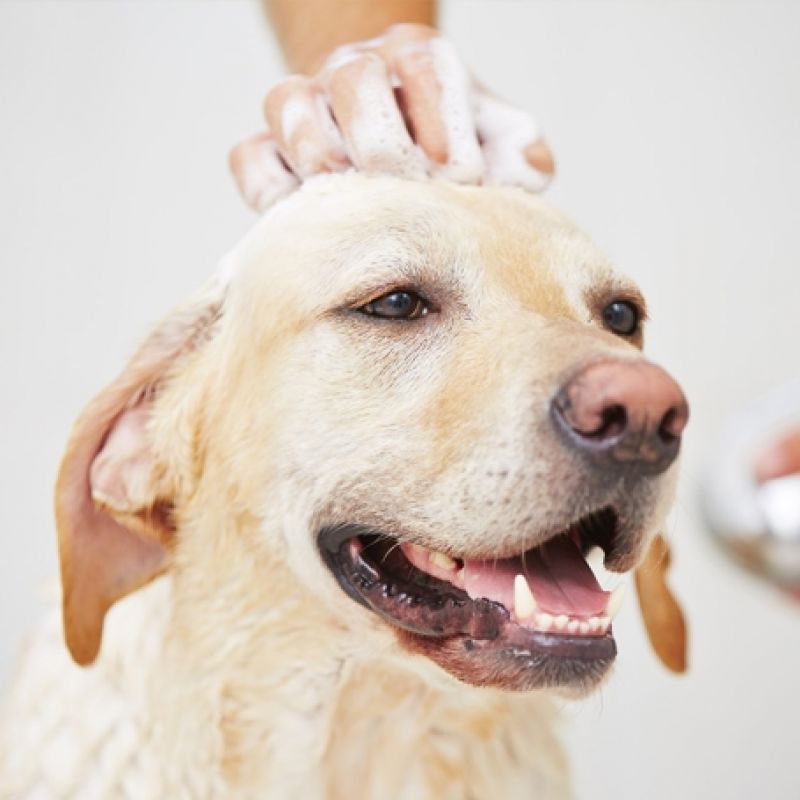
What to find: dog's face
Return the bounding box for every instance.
[56,175,688,694]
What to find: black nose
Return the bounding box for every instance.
[551,359,689,476]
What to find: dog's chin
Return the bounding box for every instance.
[318,509,633,693]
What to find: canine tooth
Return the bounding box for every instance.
[585,546,605,574]
[586,546,619,591]
[567,620,580,634]
[606,584,626,620]
[535,612,553,631]
[514,574,537,620]
[429,551,457,571]
[553,614,569,631]
[579,621,591,635]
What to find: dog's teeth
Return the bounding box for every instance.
[534,612,553,632]
[588,616,606,634]
[514,574,537,619]
[586,546,605,573]
[606,583,626,620]
[429,551,457,571]
[567,620,580,634]
[598,615,611,631]
[579,621,591,635]
[586,546,619,590]
[553,614,569,631]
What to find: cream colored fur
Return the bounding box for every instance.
[0,175,678,799]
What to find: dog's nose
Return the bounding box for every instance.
[551,360,689,475]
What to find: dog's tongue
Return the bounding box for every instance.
[463,535,609,617]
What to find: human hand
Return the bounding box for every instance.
[754,428,800,482]
[230,24,554,212]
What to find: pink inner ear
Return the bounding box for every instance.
[89,403,156,513]
[57,395,168,666]
[56,286,224,665]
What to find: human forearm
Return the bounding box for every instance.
[263,0,437,73]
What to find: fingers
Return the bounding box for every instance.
[263,76,348,178]
[324,53,425,177]
[753,428,800,482]
[475,92,555,192]
[390,38,484,183]
[230,22,556,213]
[228,132,298,213]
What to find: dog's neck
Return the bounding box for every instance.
[125,509,570,798]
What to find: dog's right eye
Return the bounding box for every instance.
[358,290,431,320]
[602,300,640,336]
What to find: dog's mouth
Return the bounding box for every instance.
[318,508,627,692]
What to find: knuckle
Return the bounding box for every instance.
[263,75,308,113]
[328,51,385,86]
[228,135,262,174]
[395,45,436,75]
[228,141,247,171]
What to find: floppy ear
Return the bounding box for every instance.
[634,534,688,673]
[55,286,223,666]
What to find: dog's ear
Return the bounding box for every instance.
[55,285,223,666]
[634,534,688,673]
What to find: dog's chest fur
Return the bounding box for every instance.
[1,572,570,799]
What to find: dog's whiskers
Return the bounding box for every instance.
[380,542,402,565]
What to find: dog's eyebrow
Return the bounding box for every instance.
[627,288,649,320]
[586,280,649,320]
[330,257,463,310]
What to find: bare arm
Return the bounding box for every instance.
[263,0,436,73]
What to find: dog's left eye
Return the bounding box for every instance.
[359,291,431,320]
[602,300,640,336]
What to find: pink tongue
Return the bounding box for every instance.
[463,536,609,618]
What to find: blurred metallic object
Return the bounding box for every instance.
[701,380,800,591]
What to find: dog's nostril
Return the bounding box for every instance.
[594,404,627,440]
[658,400,690,443]
[552,392,628,441]
[659,409,680,443]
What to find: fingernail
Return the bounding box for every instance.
[524,139,555,175]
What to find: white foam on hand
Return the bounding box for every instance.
[231,25,553,212]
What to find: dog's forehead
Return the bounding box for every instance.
[225,175,627,316]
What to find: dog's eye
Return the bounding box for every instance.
[602,300,640,336]
[359,291,431,320]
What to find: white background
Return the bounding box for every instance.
[2,2,799,798]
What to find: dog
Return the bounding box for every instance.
[0,174,688,799]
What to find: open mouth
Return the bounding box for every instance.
[319,508,627,691]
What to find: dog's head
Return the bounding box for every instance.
[56,175,687,693]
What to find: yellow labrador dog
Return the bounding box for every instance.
[0,174,687,799]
